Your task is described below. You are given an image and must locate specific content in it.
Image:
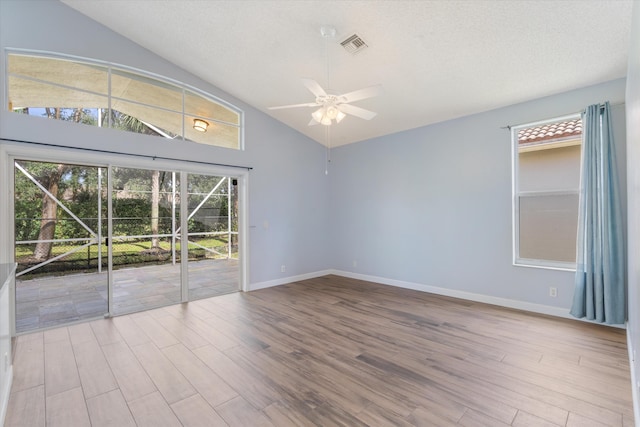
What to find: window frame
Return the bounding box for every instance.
[5,49,244,150]
[511,113,581,271]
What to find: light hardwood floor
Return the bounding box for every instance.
[5,275,634,426]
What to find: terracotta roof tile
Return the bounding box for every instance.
[518,118,582,144]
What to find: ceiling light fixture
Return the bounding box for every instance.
[312,104,348,126]
[311,108,324,123]
[326,106,339,120]
[268,26,381,129]
[193,118,209,132]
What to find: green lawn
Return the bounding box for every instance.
[16,237,230,262]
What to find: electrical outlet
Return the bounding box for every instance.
[281,265,286,273]
[549,287,557,297]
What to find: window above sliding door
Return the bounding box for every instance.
[6,51,243,150]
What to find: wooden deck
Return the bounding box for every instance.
[15,259,239,333]
[6,275,634,426]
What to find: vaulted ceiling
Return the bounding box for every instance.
[61,0,633,147]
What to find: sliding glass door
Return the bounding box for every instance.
[186,173,239,300]
[14,160,108,332]
[13,158,243,332]
[110,167,182,315]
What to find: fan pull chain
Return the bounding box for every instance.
[323,26,333,175]
[325,124,331,175]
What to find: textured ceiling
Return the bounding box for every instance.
[60,0,632,147]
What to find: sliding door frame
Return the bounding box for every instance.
[0,143,249,334]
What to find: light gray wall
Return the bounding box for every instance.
[329,79,626,310]
[625,0,640,415]
[0,0,331,285]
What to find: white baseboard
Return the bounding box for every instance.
[627,325,640,426]
[249,269,333,291]
[0,365,12,427]
[330,269,590,322]
[332,270,624,329]
[250,269,624,328]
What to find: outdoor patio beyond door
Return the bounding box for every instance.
[14,160,240,333]
[14,160,108,332]
[110,167,182,314]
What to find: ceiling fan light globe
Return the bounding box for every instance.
[336,111,346,123]
[321,116,332,126]
[311,108,324,123]
[326,106,339,120]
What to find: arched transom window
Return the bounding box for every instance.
[6,52,243,150]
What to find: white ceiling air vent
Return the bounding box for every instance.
[340,34,368,55]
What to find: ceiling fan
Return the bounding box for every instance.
[268,78,383,126]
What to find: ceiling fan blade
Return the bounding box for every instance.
[339,84,383,103]
[338,103,377,120]
[268,102,319,110]
[301,78,327,98]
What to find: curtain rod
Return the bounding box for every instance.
[0,138,253,170]
[501,101,625,131]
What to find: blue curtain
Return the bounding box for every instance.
[570,102,625,324]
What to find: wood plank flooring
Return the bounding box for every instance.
[5,275,634,426]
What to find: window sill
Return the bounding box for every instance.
[513,260,576,272]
